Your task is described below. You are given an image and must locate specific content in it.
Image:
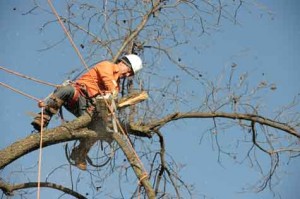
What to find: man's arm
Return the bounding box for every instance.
[96,62,119,94]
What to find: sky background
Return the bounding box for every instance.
[1,0,300,199]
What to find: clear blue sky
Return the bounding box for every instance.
[1,1,299,199]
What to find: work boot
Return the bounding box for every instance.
[70,147,87,170]
[47,95,64,113]
[31,113,51,131]
[31,94,64,131]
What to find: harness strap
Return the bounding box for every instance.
[68,85,79,109]
[57,82,90,124]
[68,82,98,110]
[68,83,87,108]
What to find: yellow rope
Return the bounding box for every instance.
[138,173,149,199]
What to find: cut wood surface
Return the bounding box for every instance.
[117,91,148,108]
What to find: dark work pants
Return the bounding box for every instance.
[49,84,92,117]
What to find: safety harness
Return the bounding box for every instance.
[58,81,96,122]
[69,82,92,108]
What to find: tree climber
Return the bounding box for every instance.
[31,54,143,169]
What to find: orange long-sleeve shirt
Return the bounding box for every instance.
[76,61,121,97]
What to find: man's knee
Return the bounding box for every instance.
[54,85,75,100]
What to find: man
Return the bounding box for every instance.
[31,54,143,169]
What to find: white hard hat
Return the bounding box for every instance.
[121,54,143,74]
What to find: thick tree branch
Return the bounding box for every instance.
[112,132,156,199]
[2,111,298,170]
[0,114,94,169]
[0,94,150,169]
[0,121,151,170]
[0,181,87,199]
[144,112,300,138]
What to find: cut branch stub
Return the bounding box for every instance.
[118,91,148,108]
[89,98,114,143]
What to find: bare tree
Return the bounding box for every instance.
[1,0,299,198]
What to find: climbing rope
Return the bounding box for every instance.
[36,108,44,199]
[0,66,59,88]
[0,81,42,102]
[0,81,45,199]
[46,0,91,75]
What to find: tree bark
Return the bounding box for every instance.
[0,93,150,169]
[1,111,298,170]
[0,114,93,169]
[112,132,156,199]
[0,181,87,199]
[145,112,300,138]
